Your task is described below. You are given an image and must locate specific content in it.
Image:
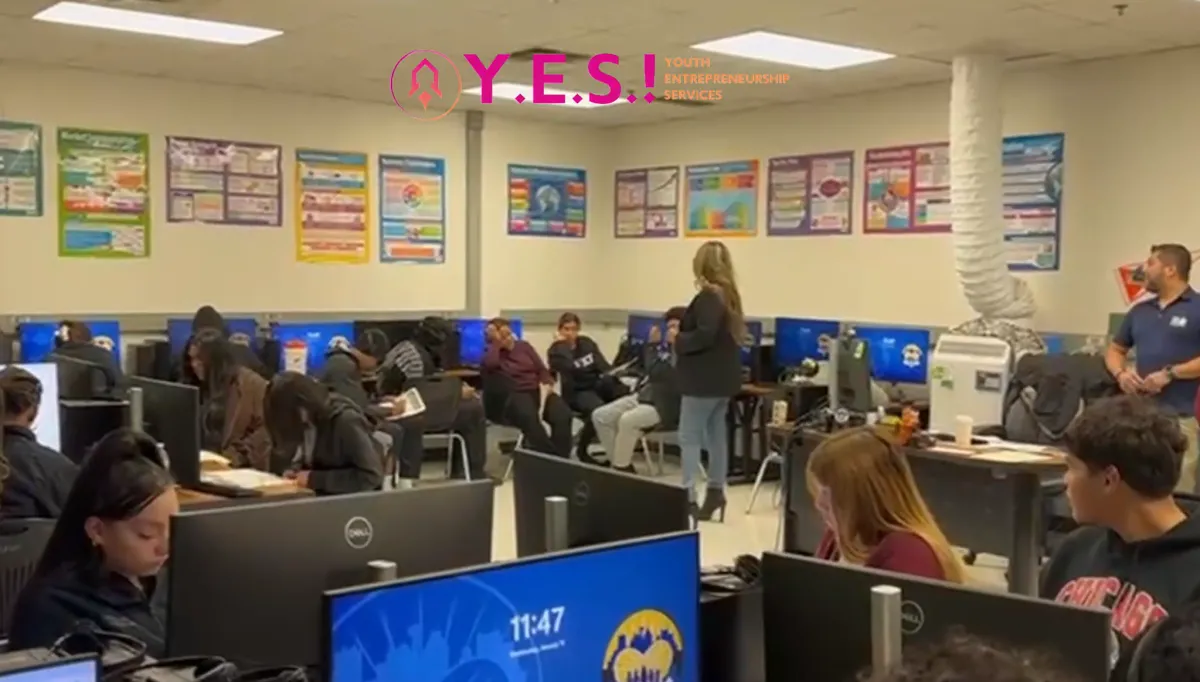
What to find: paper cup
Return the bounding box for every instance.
[954,415,975,447]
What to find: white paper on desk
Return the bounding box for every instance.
[202,468,289,489]
[969,450,1057,464]
[990,441,1056,454]
[199,450,230,467]
[382,387,426,420]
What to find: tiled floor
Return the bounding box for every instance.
[418,458,1011,591]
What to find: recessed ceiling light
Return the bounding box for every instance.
[463,82,625,109]
[691,31,893,70]
[33,2,281,46]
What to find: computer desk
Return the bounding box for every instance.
[775,426,1065,596]
[726,384,776,484]
[177,483,313,508]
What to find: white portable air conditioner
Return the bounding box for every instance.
[928,334,1013,436]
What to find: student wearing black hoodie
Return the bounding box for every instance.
[0,366,78,518]
[547,312,627,465]
[264,372,384,495]
[1041,394,1200,679]
[185,305,271,379]
[50,321,124,393]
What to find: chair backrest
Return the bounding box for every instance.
[410,377,463,433]
[0,518,56,638]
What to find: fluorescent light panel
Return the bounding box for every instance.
[691,31,893,70]
[33,2,281,46]
[464,82,624,109]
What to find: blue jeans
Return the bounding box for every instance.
[678,395,730,500]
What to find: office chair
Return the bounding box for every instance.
[0,518,56,638]
[746,450,784,514]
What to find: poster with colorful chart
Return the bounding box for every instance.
[378,154,445,263]
[57,128,150,258]
[1002,133,1064,271]
[614,166,680,238]
[766,152,852,236]
[684,160,758,237]
[507,164,587,237]
[0,121,42,217]
[295,149,369,264]
[863,144,950,234]
[166,136,281,226]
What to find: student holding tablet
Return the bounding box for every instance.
[0,366,77,518]
[9,429,176,655]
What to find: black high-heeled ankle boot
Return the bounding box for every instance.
[695,488,727,522]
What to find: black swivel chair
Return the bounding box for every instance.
[410,376,472,480]
[0,518,56,639]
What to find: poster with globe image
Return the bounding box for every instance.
[378,154,446,263]
[1001,133,1064,272]
[507,164,587,238]
[684,160,758,238]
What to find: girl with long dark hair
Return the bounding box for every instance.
[264,372,383,495]
[9,429,177,654]
[182,329,272,470]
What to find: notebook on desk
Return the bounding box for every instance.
[202,468,291,489]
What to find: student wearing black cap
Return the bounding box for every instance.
[181,305,270,379]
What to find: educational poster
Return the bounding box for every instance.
[507,164,587,238]
[766,152,853,236]
[614,166,679,238]
[863,143,950,234]
[1002,133,1064,271]
[57,128,150,258]
[294,149,369,264]
[378,154,445,263]
[166,136,282,226]
[0,120,42,217]
[684,160,758,237]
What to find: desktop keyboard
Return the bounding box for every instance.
[187,480,263,498]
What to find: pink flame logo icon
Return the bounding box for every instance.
[409,58,441,110]
[390,49,462,122]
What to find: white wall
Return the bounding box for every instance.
[605,47,1200,334]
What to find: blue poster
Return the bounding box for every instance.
[507,164,587,238]
[379,155,446,264]
[0,120,42,217]
[327,533,700,682]
[684,160,758,238]
[855,325,931,385]
[168,317,258,356]
[19,320,121,365]
[1002,133,1064,272]
[271,321,354,374]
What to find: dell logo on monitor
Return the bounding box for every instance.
[571,481,590,507]
[344,516,374,549]
[900,600,925,635]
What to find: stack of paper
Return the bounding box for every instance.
[202,468,289,489]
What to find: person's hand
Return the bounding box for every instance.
[1142,370,1171,394]
[1117,370,1144,395]
[554,328,567,343]
[500,327,516,350]
[666,326,679,345]
[388,396,408,416]
[461,384,477,399]
[648,325,662,344]
[294,470,310,487]
[485,323,499,342]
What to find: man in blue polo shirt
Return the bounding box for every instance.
[1106,243,1200,492]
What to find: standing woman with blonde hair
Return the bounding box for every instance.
[675,241,745,522]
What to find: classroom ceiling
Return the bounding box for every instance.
[0,0,1196,126]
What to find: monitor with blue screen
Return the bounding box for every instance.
[741,320,763,366]
[1042,333,1065,354]
[19,320,122,366]
[0,656,98,682]
[168,317,258,356]
[0,363,60,451]
[457,318,524,367]
[774,318,840,369]
[627,314,661,342]
[854,325,931,384]
[325,531,700,682]
[271,321,355,374]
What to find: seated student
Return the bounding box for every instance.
[590,308,684,473]
[1130,599,1200,682]
[483,318,573,458]
[0,366,78,518]
[50,320,123,391]
[547,312,627,465]
[807,427,965,582]
[866,630,1085,682]
[373,318,489,483]
[264,372,384,494]
[185,305,270,379]
[181,329,272,471]
[9,429,176,656]
[1040,395,1200,678]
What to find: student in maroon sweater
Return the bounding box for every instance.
[482,318,574,458]
[808,427,965,583]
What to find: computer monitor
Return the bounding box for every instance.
[1043,333,1066,354]
[774,318,840,369]
[627,313,661,342]
[740,320,764,368]
[0,655,98,682]
[512,449,691,557]
[20,321,123,367]
[270,321,355,374]
[455,318,488,366]
[167,317,258,356]
[834,335,875,413]
[323,530,700,682]
[854,325,931,385]
[128,377,200,487]
[0,363,61,451]
[167,483,495,668]
[761,552,1112,682]
[51,355,113,400]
